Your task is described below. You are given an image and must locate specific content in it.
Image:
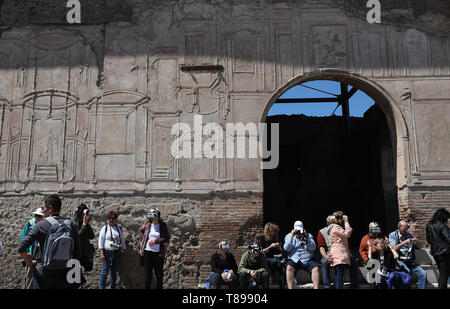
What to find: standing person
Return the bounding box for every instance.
[138,208,170,289]
[283,220,320,289]
[98,211,126,289]
[389,220,427,289]
[359,222,385,264]
[208,241,239,289]
[426,208,450,289]
[238,242,270,289]
[258,223,286,289]
[74,203,95,272]
[317,215,334,289]
[18,195,82,289]
[20,208,44,289]
[328,211,353,289]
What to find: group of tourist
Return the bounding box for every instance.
[207,209,450,290]
[17,194,169,289]
[15,194,450,289]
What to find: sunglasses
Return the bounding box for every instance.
[107,217,117,220]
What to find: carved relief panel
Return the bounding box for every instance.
[312,25,347,68]
[90,91,151,181]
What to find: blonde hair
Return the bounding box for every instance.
[373,238,390,251]
[263,222,280,241]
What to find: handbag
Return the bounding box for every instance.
[386,271,411,289]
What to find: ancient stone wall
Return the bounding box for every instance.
[0,0,449,288]
[0,192,262,288]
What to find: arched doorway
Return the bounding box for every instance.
[261,70,408,250]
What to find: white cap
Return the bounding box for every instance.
[32,207,44,216]
[294,221,304,233]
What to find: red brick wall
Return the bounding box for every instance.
[398,187,450,245]
[183,193,263,288]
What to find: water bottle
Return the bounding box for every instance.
[249,277,257,287]
[224,269,232,281]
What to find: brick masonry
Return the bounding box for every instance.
[398,187,450,244]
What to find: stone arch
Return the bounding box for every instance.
[260,69,410,189]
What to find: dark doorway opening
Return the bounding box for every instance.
[263,80,399,251]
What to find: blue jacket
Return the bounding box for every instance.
[283,232,316,264]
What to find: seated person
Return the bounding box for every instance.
[238,242,270,289]
[208,241,239,289]
[359,222,385,264]
[283,220,320,289]
[255,222,286,288]
[372,238,411,289]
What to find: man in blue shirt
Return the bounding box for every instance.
[283,220,320,289]
[389,220,427,289]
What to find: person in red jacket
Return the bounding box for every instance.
[359,222,386,264]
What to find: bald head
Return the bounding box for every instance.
[398,220,410,236]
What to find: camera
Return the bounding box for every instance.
[110,237,122,249]
[83,209,94,216]
[297,232,308,245]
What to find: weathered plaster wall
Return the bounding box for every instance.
[0,0,449,288]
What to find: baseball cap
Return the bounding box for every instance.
[369,222,381,234]
[32,207,44,217]
[294,221,304,233]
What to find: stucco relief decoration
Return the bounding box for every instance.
[313,26,347,67]
[175,71,230,120]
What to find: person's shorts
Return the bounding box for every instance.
[286,259,318,273]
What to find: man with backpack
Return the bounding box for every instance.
[18,194,82,289]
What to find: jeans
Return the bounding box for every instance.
[99,249,122,289]
[210,272,239,289]
[397,260,426,289]
[267,257,286,289]
[333,264,346,289]
[434,254,450,289]
[239,271,270,289]
[322,257,359,289]
[144,251,164,289]
[321,257,332,288]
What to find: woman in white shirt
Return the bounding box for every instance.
[98,211,126,289]
[138,208,170,289]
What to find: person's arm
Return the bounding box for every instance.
[238,252,251,274]
[138,223,146,240]
[72,223,82,261]
[210,254,223,274]
[440,224,450,245]
[359,237,369,263]
[334,221,353,239]
[156,222,170,245]
[119,227,126,251]
[306,234,316,251]
[283,233,294,252]
[229,254,239,274]
[317,232,327,258]
[98,226,106,259]
[389,231,413,251]
[256,254,269,273]
[18,224,40,267]
[389,244,399,260]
